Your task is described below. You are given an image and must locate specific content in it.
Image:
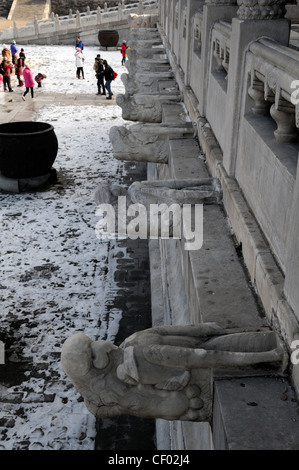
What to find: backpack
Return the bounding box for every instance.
[0,62,5,75]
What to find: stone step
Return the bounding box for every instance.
[10,0,48,22]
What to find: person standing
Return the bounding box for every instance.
[19,48,26,62]
[121,40,128,66]
[14,53,24,87]
[22,64,35,100]
[2,58,14,92]
[75,36,84,51]
[10,40,18,64]
[2,47,12,62]
[93,55,105,95]
[103,59,113,100]
[75,47,84,79]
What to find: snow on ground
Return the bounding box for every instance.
[1,44,127,99]
[2,43,127,96]
[0,46,134,450]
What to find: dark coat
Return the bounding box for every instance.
[15,57,24,76]
[104,65,113,81]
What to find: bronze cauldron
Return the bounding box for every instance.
[0,121,58,179]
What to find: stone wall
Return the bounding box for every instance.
[0,0,13,18]
[156,0,299,422]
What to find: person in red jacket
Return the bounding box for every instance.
[22,64,35,100]
[2,58,13,92]
[121,40,128,66]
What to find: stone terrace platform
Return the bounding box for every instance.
[0,89,156,450]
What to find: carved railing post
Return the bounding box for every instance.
[76,10,81,28]
[54,14,60,32]
[97,6,102,24]
[118,2,123,20]
[222,47,230,74]
[34,16,39,35]
[138,0,144,14]
[13,21,18,40]
[197,0,238,117]
[213,39,223,72]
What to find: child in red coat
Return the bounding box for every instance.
[22,64,35,100]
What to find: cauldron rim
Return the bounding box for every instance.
[98,29,119,33]
[0,121,54,138]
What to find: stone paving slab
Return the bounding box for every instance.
[213,377,299,450]
[0,91,155,450]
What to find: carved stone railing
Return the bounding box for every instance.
[0,0,159,42]
[247,38,299,142]
[212,20,232,77]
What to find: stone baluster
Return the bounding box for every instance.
[87,6,90,15]
[194,21,202,53]
[104,2,108,12]
[270,97,298,142]
[213,39,223,71]
[69,9,73,18]
[222,47,230,74]
[248,73,271,115]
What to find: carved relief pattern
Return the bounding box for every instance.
[237,0,286,20]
